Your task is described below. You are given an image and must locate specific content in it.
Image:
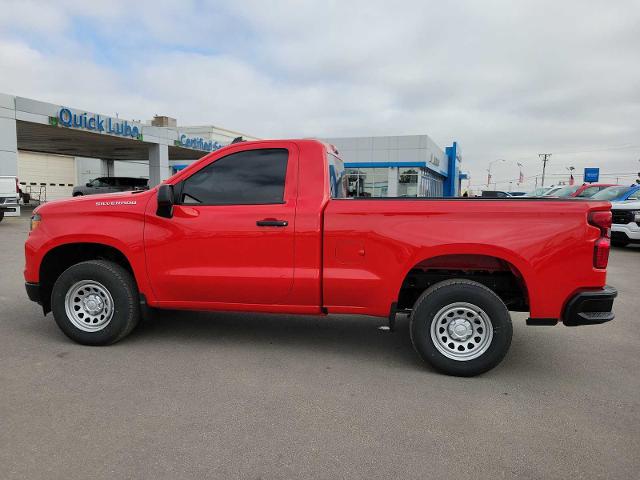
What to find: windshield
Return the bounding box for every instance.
[542,187,561,196]
[547,185,579,197]
[591,186,628,201]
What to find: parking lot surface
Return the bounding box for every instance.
[1,211,639,479]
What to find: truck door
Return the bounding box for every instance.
[143,143,297,305]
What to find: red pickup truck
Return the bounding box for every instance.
[24,139,617,376]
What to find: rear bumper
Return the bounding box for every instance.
[25,282,41,304]
[562,286,617,326]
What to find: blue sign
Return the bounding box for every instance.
[178,134,223,152]
[584,167,600,183]
[57,107,141,139]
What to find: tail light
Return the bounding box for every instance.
[589,210,611,269]
[16,177,19,193]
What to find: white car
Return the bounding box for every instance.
[611,197,640,247]
[0,176,20,222]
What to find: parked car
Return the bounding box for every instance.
[617,185,640,201]
[25,139,617,377]
[591,185,640,202]
[611,198,640,247]
[544,183,618,198]
[481,190,511,198]
[0,176,20,222]
[541,185,564,196]
[525,186,556,197]
[72,177,149,196]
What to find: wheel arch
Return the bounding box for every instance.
[396,247,532,313]
[39,242,136,314]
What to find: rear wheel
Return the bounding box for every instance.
[410,279,512,376]
[0,212,4,222]
[51,260,140,345]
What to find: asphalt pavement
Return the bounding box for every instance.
[1,210,638,479]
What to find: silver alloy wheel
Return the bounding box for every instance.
[64,280,114,332]
[430,302,493,361]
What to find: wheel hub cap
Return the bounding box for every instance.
[448,318,473,341]
[64,280,114,332]
[430,302,494,361]
[83,294,104,315]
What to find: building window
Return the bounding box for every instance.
[346,167,388,197]
[344,166,445,198]
[419,168,444,197]
[398,168,419,197]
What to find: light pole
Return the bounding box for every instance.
[487,159,506,188]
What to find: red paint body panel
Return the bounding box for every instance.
[24,139,611,323]
[322,199,607,318]
[24,191,154,300]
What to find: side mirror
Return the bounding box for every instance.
[86,183,91,187]
[156,184,174,218]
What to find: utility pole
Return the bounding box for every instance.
[539,153,552,186]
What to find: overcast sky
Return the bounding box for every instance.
[1,0,639,189]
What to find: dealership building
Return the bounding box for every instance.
[324,136,462,197]
[0,93,463,201]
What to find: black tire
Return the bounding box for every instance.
[73,192,83,197]
[51,260,140,345]
[0,212,4,222]
[410,279,512,377]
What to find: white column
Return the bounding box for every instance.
[0,93,18,176]
[387,167,399,197]
[100,159,114,177]
[148,143,169,186]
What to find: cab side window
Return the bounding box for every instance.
[180,148,288,205]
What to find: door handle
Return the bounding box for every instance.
[256,219,288,227]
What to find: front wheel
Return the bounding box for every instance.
[410,279,512,376]
[51,260,140,345]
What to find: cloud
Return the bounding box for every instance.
[0,0,639,188]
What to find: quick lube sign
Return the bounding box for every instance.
[176,134,223,152]
[53,107,142,140]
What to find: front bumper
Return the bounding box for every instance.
[612,222,640,242]
[25,282,41,305]
[562,286,617,326]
